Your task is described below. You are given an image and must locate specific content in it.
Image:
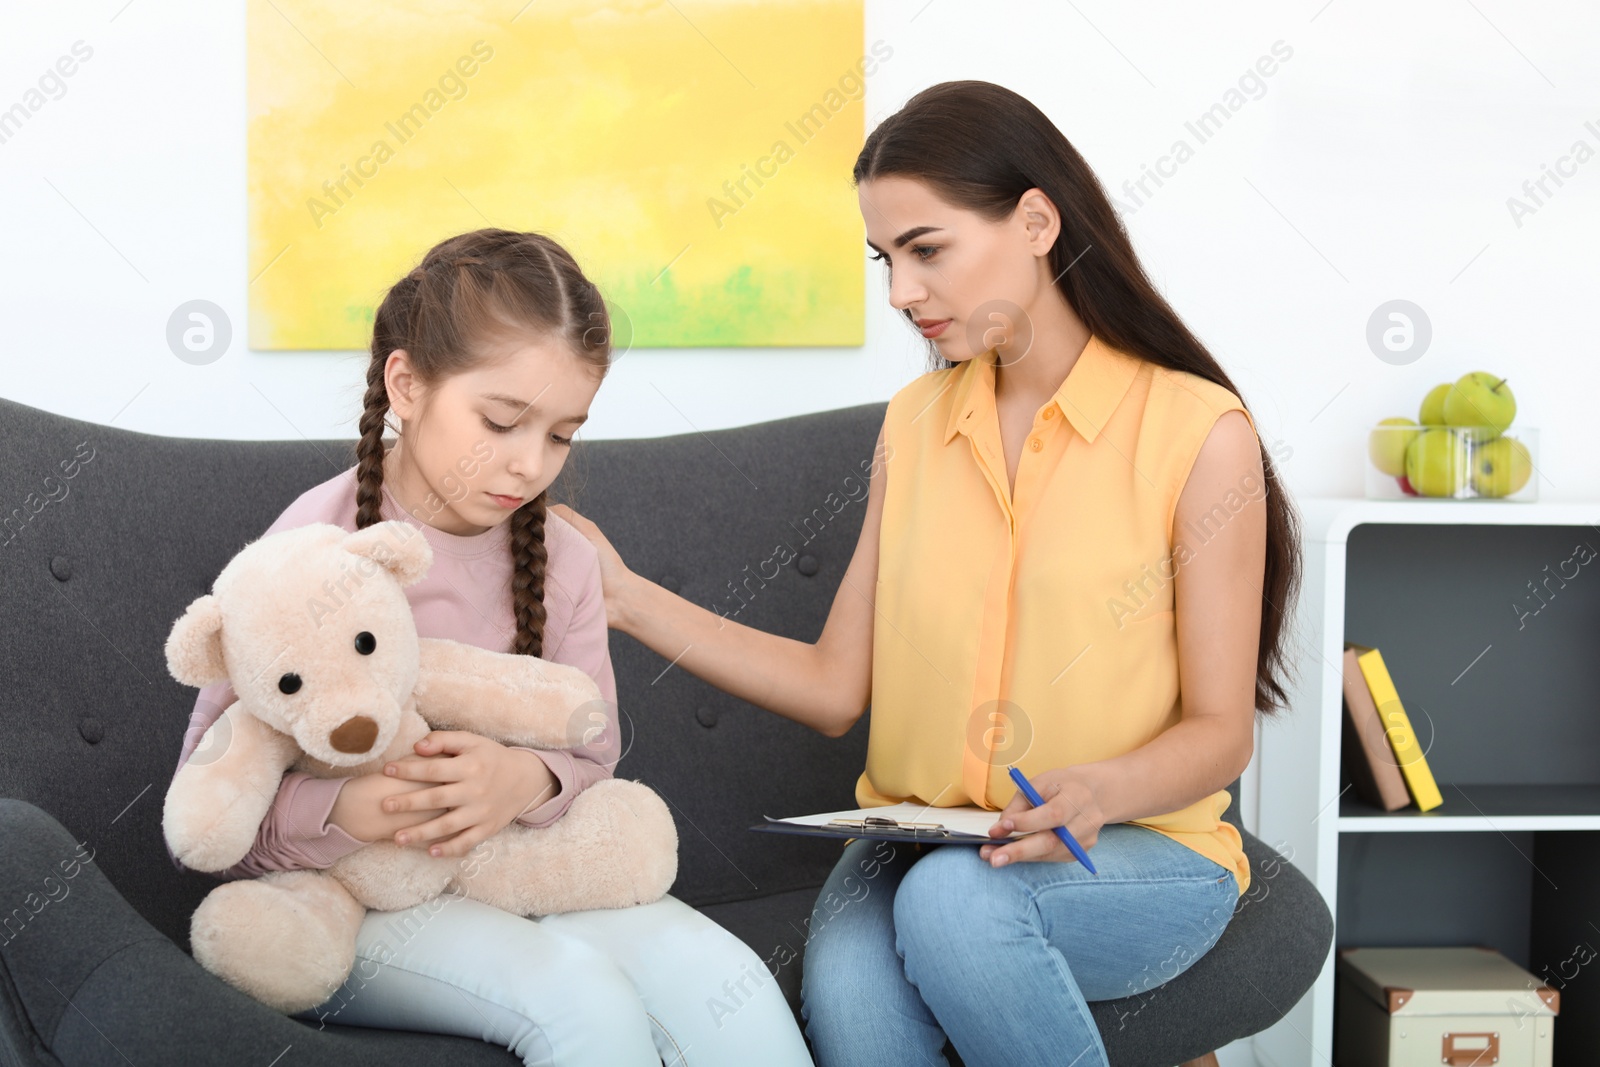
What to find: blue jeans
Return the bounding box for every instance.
[290,891,814,1067]
[798,823,1239,1067]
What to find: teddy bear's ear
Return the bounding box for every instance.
[165,594,229,687]
[343,520,432,587]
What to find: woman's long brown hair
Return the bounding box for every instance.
[855,80,1303,718]
[355,228,613,658]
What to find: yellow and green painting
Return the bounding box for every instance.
[248,0,871,349]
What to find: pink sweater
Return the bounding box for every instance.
[166,464,620,880]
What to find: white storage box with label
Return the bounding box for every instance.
[1335,945,1559,1066]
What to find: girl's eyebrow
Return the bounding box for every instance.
[865,225,944,255]
[480,393,588,425]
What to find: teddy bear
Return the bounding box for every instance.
[162,519,679,1014]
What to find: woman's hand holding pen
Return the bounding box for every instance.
[979,766,1106,868]
[379,731,560,859]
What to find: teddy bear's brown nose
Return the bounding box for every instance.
[329,715,378,753]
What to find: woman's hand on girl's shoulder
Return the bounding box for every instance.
[978,766,1107,867]
[549,503,636,628]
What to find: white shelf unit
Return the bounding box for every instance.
[1250,497,1600,1067]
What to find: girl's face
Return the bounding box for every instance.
[383,333,601,537]
[858,175,1059,363]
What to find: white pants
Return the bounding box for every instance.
[292,890,815,1067]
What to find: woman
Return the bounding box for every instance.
[554,79,1302,1067]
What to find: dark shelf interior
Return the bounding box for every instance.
[1336,830,1598,1062]
[1339,783,1600,821]
[1334,521,1600,1065]
[1343,522,1600,788]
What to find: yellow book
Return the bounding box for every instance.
[1349,643,1443,812]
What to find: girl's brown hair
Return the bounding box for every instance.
[855,80,1303,719]
[355,228,613,658]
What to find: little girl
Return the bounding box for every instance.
[167,228,815,1067]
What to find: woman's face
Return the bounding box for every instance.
[384,334,600,537]
[858,175,1055,363]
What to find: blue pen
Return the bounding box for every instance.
[1004,766,1098,874]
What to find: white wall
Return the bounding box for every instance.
[3,0,1593,503]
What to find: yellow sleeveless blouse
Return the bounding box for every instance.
[862,333,1256,896]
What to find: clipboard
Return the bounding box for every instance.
[749,801,1020,845]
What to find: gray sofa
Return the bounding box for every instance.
[0,394,1331,1066]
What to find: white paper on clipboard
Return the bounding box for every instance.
[765,801,1020,839]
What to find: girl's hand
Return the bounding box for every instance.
[548,503,635,629]
[978,766,1106,867]
[380,731,559,858]
[329,757,450,843]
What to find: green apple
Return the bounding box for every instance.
[1368,417,1420,477]
[1442,371,1516,442]
[1405,427,1470,497]
[1419,383,1452,425]
[1470,435,1532,497]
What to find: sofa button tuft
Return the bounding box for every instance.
[660,575,680,593]
[797,554,819,577]
[79,717,103,744]
[50,556,72,581]
[695,706,718,728]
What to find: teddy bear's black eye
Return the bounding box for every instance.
[354,631,376,655]
[279,673,302,695]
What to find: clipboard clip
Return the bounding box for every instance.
[825,816,954,837]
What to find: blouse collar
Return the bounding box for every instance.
[942,332,1142,446]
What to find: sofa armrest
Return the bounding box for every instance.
[0,799,522,1066]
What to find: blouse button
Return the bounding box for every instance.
[1029,438,1043,452]
[1042,408,1056,421]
